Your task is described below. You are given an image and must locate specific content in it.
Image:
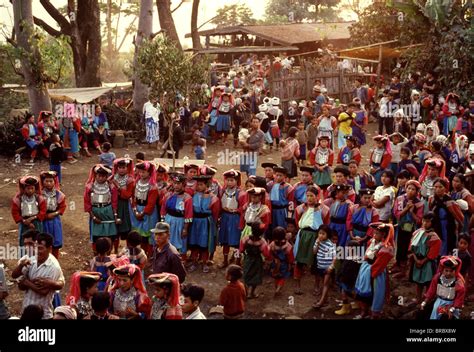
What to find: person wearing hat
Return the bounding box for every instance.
[309,135,334,191]
[347,160,375,199]
[40,171,66,259]
[421,255,466,320]
[393,180,425,276]
[187,175,220,273]
[369,135,392,186]
[337,135,361,167]
[109,264,151,319]
[428,177,464,256]
[323,184,353,247]
[216,90,234,145]
[21,112,50,163]
[312,85,326,115]
[240,187,271,242]
[130,162,159,256]
[184,163,200,197]
[347,188,379,250]
[419,158,447,202]
[316,105,338,149]
[354,222,395,319]
[110,158,135,249]
[219,169,246,268]
[261,163,277,187]
[268,166,295,235]
[66,271,101,319]
[326,165,356,203]
[84,164,118,252]
[425,120,440,146]
[294,186,330,294]
[293,166,322,206]
[406,212,441,304]
[199,165,221,197]
[148,273,183,320]
[412,132,432,172]
[161,173,193,261]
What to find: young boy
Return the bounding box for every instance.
[219,264,246,319]
[296,121,308,166]
[306,115,318,152]
[457,234,471,282]
[99,142,116,168]
[49,134,64,183]
[181,283,206,319]
[90,292,119,320]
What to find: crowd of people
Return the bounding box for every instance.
[3,55,474,320]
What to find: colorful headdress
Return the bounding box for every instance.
[112,264,147,296]
[148,273,181,307]
[419,158,446,184]
[86,164,112,184]
[199,165,217,176]
[184,163,200,175]
[369,222,395,248]
[405,179,422,191]
[66,271,101,305]
[223,169,241,186]
[54,306,77,320]
[414,133,427,144]
[112,158,134,177]
[169,172,186,183]
[18,175,41,193]
[135,161,157,185]
[437,255,464,283]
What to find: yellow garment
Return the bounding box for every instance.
[338,112,354,135]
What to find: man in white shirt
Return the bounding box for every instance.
[181,283,206,320]
[12,233,65,319]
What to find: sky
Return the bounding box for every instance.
[0,0,368,51]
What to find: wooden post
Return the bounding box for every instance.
[305,61,312,101]
[375,44,383,98]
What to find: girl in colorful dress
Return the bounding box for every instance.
[216,91,234,145]
[240,222,270,299]
[337,135,361,167]
[428,178,464,256]
[184,163,199,196]
[309,136,334,191]
[21,113,49,163]
[372,169,396,223]
[155,163,171,215]
[84,164,118,252]
[11,176,46,246]
[324,184,353,247]
[421,256,465,320]
[408,212,441,304]
[269,226,294,297]
[293,186,330,295]
[207,86,223,133]
[420,158,447,204]
[354,223,395,319]
[451,173,474,233]
[219,169,246,268]
[66,272,101,319]
[109,264,151,319]
[369,135,392,186]
[110,158,135,253]
[148,273,182,320]
[268,166,295,235]
[200,165,221,197]
[40,171,66,259]
[239,187,271,242]
[393,180,424,277]
[388,132,409,176]
[316,105,338,150]
[161,173,193,260]
[348,189,379,250]
[90,237,112,291]
[188,175,220,273]
[130,161,159,256]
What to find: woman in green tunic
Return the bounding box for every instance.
[240,222,270,299]
[408,212,441,303]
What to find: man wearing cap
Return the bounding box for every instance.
[151,222,187,283]
[240,116,264,176]
[327,166,356,203]
[261,163,277,190]
[293,166,322,206]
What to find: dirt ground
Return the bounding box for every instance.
[1,120,472,319]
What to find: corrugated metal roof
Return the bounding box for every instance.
[186,22,354,46]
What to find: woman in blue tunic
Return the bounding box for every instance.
[355,223,395,319]
[188,175,220,273]
[207,86,222,129]
[348,189,379,252]
[323,184,353,247]
[216,92,234,145]
[292,166,320,206]
[219,169,246,268]
[269,166,295,236]
[351,103,367,146]
[160,173,193,261]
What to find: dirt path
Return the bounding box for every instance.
[0,121,472,319]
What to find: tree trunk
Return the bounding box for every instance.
[12,0,51,117]
[156,0,182,50]
[191,0,202,50]
[133,0,153,112]
[106,0,114,61]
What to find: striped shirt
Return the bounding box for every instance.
[22,254,65,319]
[314,239,336,270]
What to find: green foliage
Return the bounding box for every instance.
[212,4,257,27]
[37,33,74,87]
[264,0,341,24]
[136,35,210,110]
[0,44,23,86]
[101,51,134,83]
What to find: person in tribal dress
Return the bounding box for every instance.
[309,136,334,191]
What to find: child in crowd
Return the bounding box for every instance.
[89,292,119,320]
[269,227,294,297]
[372,170,396,223]
[457,234,472,282]
[219,264,246,319]
[181,284,206,319]
[296,120,308,166]
[121,231,147,270]
[49,134,64,183]
[238,120,250,146]
[90,237,112,291]
[99,142,116,168]
[66,272,101,319]
[148,273,182,320]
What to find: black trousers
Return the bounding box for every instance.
[378,117,394,135]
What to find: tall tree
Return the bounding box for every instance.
[33,0,102,87]
[12,0,51,116]
[191,0,202,49]
[133,0,154,112]
[264,0,341,24]
[156,0,182,50]
[212,4,257,27]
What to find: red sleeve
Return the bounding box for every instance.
[424,273,439,302]
[219,287,228,306]
[337,149,343,164]
[353,149,361,165]
[453,282,466,308]
[348,191,356,203]
[110,185,119,212]
[237,191,247,215]
[143,188,158,215]
[426,234,441,260]
[21,125,29,139]
[286,185,294,204]
[184,196,193,221]
[239,237,247,253]
[120,178,135,200]
[36,196,47,221]
[239,204,247,230]
[371,248,394,278]
[295,205,302,229]
[414,202,424,225]
[210,195,220,221]
[84,185,92,213]
[442,104,451,116]
[465,193,474,214]
[57,193,67,215]
[447,202,464,224]
[309,147,317,166]
[260,240,271,259]
[393,196,403,220]
[328,150,334,167]
[73,118,81,132]
[380,153,392,169]
[367,210,379,237]
[160,193,170,218]
[321,205,330,225]
[11,197,22,223]
[345,203,353,230]
[331,117,338,129]
[260,208,271,232]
